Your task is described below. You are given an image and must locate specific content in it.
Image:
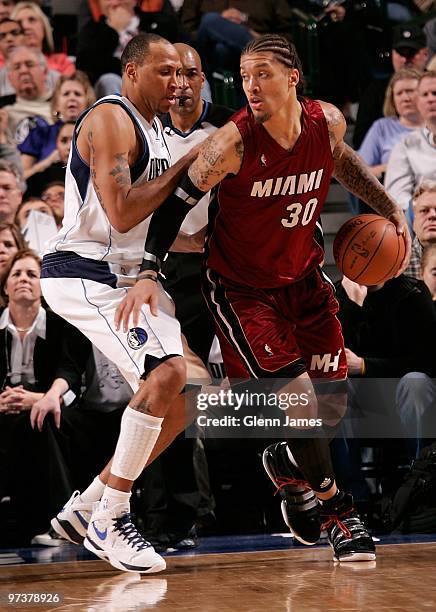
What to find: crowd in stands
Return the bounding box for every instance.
[0,0,436,548]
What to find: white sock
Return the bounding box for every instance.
[100,486,131,513]
[79,476,105,504]
[111,406,163,481]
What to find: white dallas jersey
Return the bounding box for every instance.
[45,95,170,268]
[161,100,233,234]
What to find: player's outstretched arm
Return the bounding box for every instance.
[78,105,198,233]
[141,120,243,268]
[114,122,243,331]
[320,101,411,274]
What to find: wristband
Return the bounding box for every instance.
[136,271,158,283]
[360,358,366,376]
[139,251,161,274]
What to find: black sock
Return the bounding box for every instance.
[286,431,336,493]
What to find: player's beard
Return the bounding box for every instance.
[254,111,272,124]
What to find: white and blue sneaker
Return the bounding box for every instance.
[84,502,166,574]
[51,491,93,545]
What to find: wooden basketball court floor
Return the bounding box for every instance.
[1,533,436,611]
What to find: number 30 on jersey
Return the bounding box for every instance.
[281,197,318,228]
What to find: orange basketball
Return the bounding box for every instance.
[333,214,406,285]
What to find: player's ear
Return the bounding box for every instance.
[289,68,299,89]
[200,71,205,89]
[125,62,137,83]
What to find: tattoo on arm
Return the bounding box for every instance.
[333,143,398,217]
[109,152,131,189]
[88,130,105,209]
[234,138,244,162]
[326,107,345,151]
[190,138,226,190]
[190,136,243,190]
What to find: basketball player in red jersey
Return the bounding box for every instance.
[116,35,411,562]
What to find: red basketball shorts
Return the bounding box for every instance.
[202,267,347,381]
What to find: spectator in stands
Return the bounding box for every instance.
[19,72,93,181]
[354,23,429,149]
[385,71,436,211]
[14,196,54,229]
[76,0,179,97]
[404,180,436,279]
[360,68,422,179]
[0,104,20,171]
[335,271,436,482]
[3,46,52,144]
[11,2,74,76]
[0,17,23,67]
[23,120,72,196]
[350,68,423,214]
[0,249,90,544]
[338,273,436,379]
[421,242,436,299]
[0,0,16,22]
[0,160,22,223]
[180,1,293,105]
[0,18,60,96]
[41,181,63,227]
[0,221,24,275]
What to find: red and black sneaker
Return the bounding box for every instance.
[262,442,321,545]
[320,491,376,562]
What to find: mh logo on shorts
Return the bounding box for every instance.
[127,327,148,350]
[310,349,342,373]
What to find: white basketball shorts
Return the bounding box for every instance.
[41,251,208,392]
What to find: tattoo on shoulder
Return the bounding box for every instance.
[88,130,105,209]
[327,106,345,128]
[326,106,345,151]
[109,152,130,188]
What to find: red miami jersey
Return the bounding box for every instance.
[206,97,334,288]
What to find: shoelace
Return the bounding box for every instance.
[274,476,311,496]
[321,508,354,539]
[113,514,150,551]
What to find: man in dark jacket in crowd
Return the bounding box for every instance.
[336,273,436,462]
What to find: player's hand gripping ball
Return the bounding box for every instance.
[333,214,406,285]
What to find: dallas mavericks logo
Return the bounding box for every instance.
[127,327,147,350]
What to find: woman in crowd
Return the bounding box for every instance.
[350,68,423,214]
[359,68,423,178]
[19,72,94,178]
[14,197,55,230]
[0,249,90,544]
[11,1,74,75]
[0,222,24,276]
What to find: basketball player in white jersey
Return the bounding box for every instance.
[38,33,209,574]
[138,44,231,547]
